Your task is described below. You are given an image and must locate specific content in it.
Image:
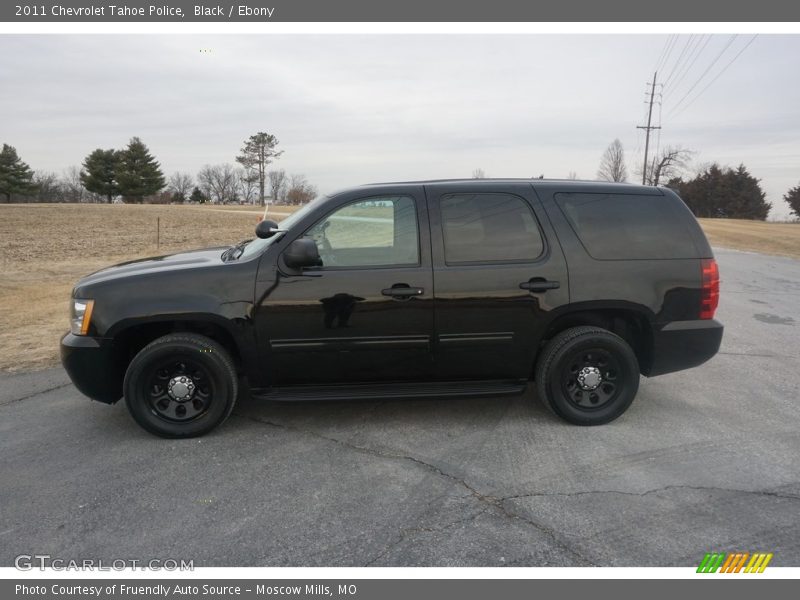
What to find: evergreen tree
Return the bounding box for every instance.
[80,148,119,203]
[116,137,166,203]
[725,164,770,220]
[189,187,207,204]
[782,183,800,220]
[669,163,770,220]
[0,144,37,202]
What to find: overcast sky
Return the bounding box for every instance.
[2,34,799,218]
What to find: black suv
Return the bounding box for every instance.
[61,179,722,437]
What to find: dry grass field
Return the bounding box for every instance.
[698,218,800,259]
[0,203,293,373]
[0,204,798,373]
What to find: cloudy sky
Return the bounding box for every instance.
[2,34,799,218]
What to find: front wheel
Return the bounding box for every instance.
[535,326,639,425]
[123,334,238,438]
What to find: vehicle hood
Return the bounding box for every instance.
[77,246,229,288]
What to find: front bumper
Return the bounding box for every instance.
[60,332,123,404]
[646,319,724,377]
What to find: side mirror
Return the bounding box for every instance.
[255,219,281,239]
[283,238,323,270]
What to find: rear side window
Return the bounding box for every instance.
[555,192,697,260]
[440,193,544,264]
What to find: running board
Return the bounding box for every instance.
[252,380,527,402]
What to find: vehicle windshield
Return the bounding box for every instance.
[236,196,328,260]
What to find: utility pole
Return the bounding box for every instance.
[637,71,662,185]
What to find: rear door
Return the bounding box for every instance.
[426,182,569,380]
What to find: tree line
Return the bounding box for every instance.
[592,138,791,221]
[0,131,318,206]
[472,140,795,222]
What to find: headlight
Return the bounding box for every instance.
[70,299,95,336]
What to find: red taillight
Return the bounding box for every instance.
[700,258,720,320]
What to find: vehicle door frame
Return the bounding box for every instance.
[423,181,570,380]
[252,184,436,386]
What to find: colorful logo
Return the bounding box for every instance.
[697,552,773,573]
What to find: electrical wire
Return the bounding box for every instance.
[670,35,759,120]
[662,35,696,90]
[656,35,679,77]
[663,34,713,100]
[653,35,674,73]
[667,35,740,117]
[654,97,663,168]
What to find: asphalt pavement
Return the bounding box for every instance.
[1,247,799,567]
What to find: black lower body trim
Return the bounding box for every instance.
[251,379,527,402]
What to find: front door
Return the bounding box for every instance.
[255,186,434,385]
[426,182,569,380]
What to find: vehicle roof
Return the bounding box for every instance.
[355,178,664,195]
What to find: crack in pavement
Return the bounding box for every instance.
[502,484,800,502]
[363,506,491,567]
[0,383,73,407]
[234,412,496,500]
[233,412,598,567]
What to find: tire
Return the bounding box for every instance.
[123,333,238,438]
[534,326,639,426]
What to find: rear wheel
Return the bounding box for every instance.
[123,334,238,438]
[535,326,639,425]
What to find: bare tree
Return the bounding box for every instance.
[197,164,237,204]
[268,169,287,205]
[33,171,62,203]
[566,171,579,180]
[197,165,215,202]
[61,166,87,203]
[236,168,258,204]
[597,139,628,183]
[472,168,486,179]
[168,171,194,202]
[286,174,317,205]
[644,147,695,186]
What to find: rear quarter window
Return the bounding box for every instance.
[555,192,698,260]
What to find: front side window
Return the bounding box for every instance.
[439,193,544,264]
[304,195,419,268]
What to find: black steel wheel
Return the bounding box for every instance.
[124,334,237,438]
[535,326,639,425]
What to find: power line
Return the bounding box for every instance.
[671,35,759,120]
[633,93,649,158]
[663,34,712,100]
[653,35,674,74]
[654,96,664,168]
[667,35,739,117]
[657,35,679,76]
[653,35,673,73]
[662,35,696,89]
